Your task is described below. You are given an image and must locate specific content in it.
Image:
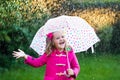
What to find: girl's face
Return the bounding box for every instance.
[53,31,66,51]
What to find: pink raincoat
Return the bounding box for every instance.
[25,49,80,80]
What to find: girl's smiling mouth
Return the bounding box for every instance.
[59,42,65,45]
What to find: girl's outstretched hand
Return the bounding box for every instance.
[13,49,28,59]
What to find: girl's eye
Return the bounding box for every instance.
[55,35,64,39]
[56,37,60,39]
[62,36,64,38]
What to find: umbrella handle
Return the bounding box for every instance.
[66,51,70,69]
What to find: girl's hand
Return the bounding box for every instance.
[67,68,74,76]
[13,49,28,59]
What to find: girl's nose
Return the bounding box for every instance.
[60,37,63,40]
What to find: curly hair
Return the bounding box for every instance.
[45,37,54,55]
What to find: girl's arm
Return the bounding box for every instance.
[13,49,47,68]
[69,51,80,78]
[24,53,47,68]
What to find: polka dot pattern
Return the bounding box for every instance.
[30,15,100,55]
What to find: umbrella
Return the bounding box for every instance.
[30,15,100,55]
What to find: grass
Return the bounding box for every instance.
[0,53,120,80]
[76,53,120,80]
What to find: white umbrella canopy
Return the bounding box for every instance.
[30,15,100,55]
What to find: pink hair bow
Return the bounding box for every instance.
[46,32,53,40]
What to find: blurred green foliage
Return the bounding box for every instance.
[0,0,50,69]
[69,0,120,3]
[110,18,120,53]
[96,26,113,52]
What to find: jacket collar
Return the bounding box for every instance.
[53,49,66,54]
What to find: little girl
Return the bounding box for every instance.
[13,31,80,80]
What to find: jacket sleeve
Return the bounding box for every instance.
[24,53,47,68]
[70,51,80,78]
